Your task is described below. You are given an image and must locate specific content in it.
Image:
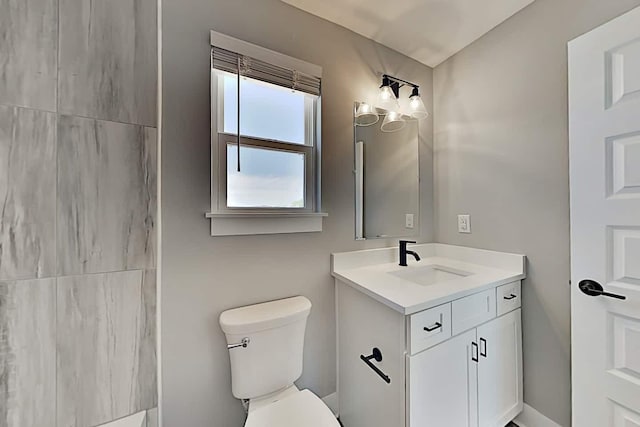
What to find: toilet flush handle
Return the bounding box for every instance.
[227,337,250,350]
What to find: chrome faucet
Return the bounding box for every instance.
[399,240,421,266]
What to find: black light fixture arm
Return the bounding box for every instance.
[381,74,420,98]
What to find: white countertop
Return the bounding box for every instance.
[331,244,526,315]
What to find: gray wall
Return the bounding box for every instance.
[160,0,434,425]
[0,0,158,426]
[433,0,640,425]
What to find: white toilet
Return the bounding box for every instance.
[219,296,340,427]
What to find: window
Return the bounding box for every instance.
[222,75,308,145]
[216,73,317,211]
[207,31,326,236]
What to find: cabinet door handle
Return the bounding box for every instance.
[480,338,487,358]
[504,294,517,300]
[471,342,479,363]
[423,322,442,332]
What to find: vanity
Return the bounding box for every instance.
[331,243,526,427]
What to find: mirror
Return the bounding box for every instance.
[354,102,419,240]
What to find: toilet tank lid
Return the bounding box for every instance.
[219,296,312,335]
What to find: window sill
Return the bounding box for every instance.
[205,212,328,236]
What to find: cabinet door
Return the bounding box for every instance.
[477,309,523,427]
[408,329,478,427]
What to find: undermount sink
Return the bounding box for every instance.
[388,264,472,286]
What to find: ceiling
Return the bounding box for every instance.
[281,0,535,67]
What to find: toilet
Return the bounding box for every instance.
[219,296,340,427]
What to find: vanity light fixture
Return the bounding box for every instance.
[357,75,428,132]
[355,102,380,126]
[377,74,429,124]
[381,110,406,132]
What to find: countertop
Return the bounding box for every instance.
[331,244,526,315]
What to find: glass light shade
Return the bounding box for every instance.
[409,94,429,120]
[377,85,400,112]
[380,111,406,133]
[355,102,379,126]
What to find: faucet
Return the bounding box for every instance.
[399,240,421,266]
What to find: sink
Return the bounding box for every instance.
[388,264,471,286]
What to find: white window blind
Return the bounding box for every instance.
[211,46,321,96]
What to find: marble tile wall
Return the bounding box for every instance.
[57,271,157,427]
[0,278,56,427]
[0,0,158,425]
[58,0,157,126]
[57,116,157,276]
[0,106,57,281]
[0,0,58,111]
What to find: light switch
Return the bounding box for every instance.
[458,215,471,233]
[406,214,414,229]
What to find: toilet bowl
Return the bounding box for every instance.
[219,296,340,427]
[245,386,338,427]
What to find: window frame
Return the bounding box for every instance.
[207,31,325,236]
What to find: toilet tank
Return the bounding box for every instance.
[219,296,312,399]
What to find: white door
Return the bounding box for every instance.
[569,6,640,426]
[477,309,523,427]
[407,329,478,427]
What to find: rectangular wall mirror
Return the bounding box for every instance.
[354,102,420,240]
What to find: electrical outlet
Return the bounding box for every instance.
[405,214,414,229]
[458,214,471,233]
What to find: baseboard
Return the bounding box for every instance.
[322,392,338,416]
[514,404,562,427]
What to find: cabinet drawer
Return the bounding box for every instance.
[408,303,452,354]
[496,281,521,316]
[452,289,496,335]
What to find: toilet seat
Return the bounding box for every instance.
[245,390,340,427]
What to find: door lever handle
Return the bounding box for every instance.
[579,280,626,300]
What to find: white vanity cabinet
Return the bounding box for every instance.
[336,279,523,427]
[477,309,523,427]
[407,328,479,427]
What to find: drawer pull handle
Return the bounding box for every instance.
[360,348,391,384]
[504,294,517,300]
[423,322,442,332]
[471,342,479,363]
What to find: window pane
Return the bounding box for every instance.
[223,74,310,145]
[227,144,305,208]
